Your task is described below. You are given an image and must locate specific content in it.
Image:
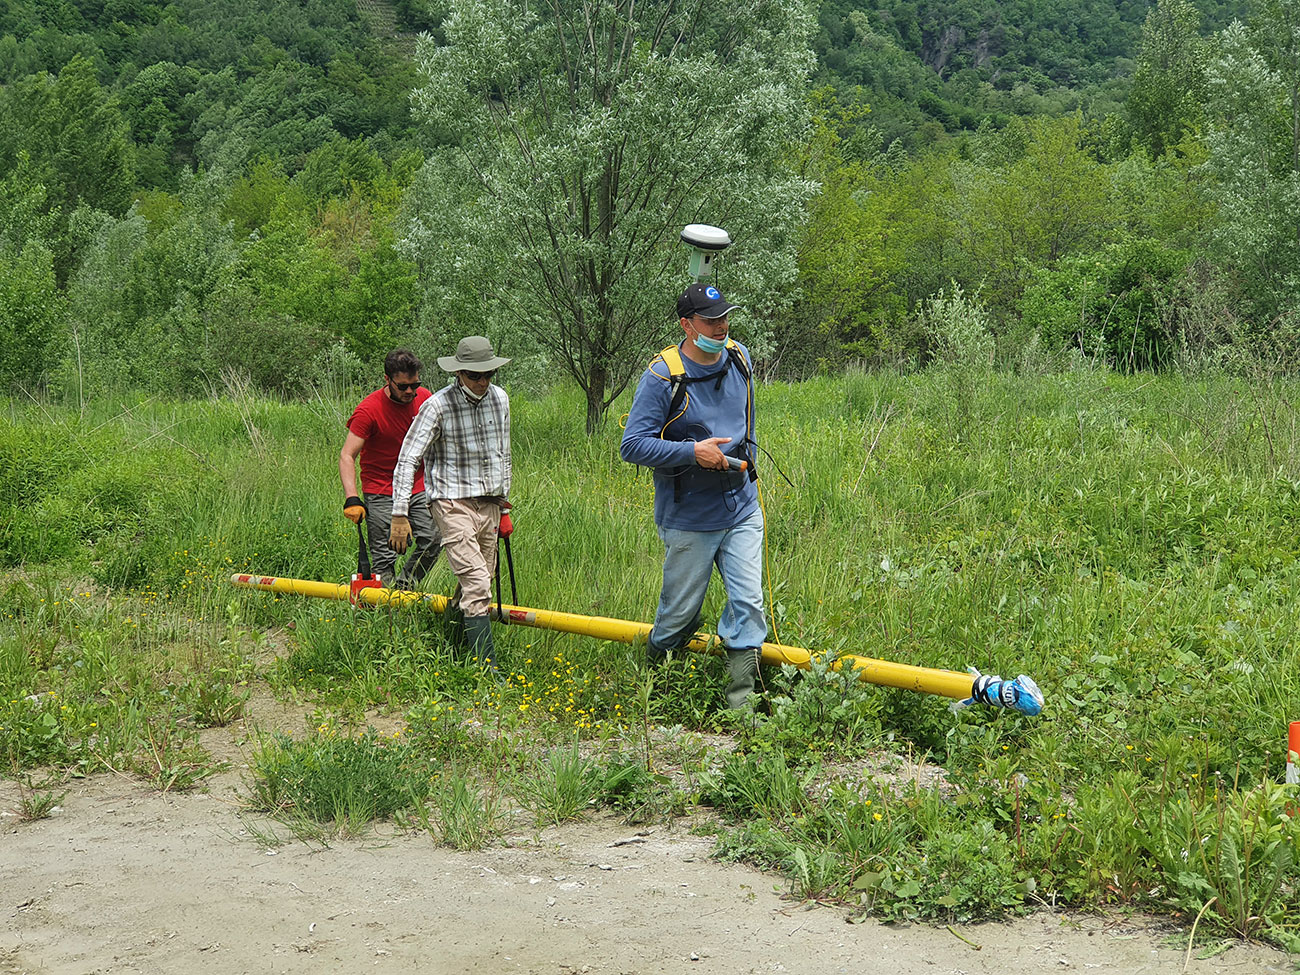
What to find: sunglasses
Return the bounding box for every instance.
[390,380,420,392]
[692,315,729,329]
[463,370,496,382]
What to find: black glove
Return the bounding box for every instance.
[343,496,367,524]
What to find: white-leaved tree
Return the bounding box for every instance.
[1204,3,1300,323]
[403,0,815,432]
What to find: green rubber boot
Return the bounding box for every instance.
[724,647,762,710]
[463,614,498,673]
[443,604,466,648]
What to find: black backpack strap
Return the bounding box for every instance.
[651,343,757,499]
[724,341,758,482]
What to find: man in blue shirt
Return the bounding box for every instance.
[620,283,765,709]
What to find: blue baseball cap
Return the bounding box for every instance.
[677,283,741,319]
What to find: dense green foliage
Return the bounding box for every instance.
[2,371,1298,941]
[0,0,417,181]
[813,0,1249,144]
[2,0,1300,397]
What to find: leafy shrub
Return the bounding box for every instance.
[645,650,730,729]
[0,242,65,391]
[737,658,885,761]
[1019,237,1191,370]
[593,753,683,823]
[870,819,1028,922]
[919,285,995,369]
[0,695,80,768]
[1141,781,1299,947]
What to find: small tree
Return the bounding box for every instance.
[405,0,815,432]
[0,243,64,392]
[1203,7,1300,322]
[1126,0,1208,160]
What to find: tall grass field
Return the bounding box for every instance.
[2,367,1298,945]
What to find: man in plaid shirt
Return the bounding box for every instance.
[391,336,512,670]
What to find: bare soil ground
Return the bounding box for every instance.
[1,700,1294,975]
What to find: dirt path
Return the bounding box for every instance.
[3,775,1292,975]
[1,703,1293,975]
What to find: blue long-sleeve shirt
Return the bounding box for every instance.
[620,342,758,531]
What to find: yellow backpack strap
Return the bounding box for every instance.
[656,344,684,377]
[651,344,689,437]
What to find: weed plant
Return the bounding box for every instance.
[513,741,602,826]
[12,772,68,822]
[407,768,502,851]
[3,371,1300,943]
[736,658,886,762]
[248,728,428,833]
[595,753,684,824]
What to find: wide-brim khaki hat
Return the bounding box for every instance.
[437,336,512,373]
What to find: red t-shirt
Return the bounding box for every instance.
[347,386,433,496]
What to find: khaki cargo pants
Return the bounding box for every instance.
[429,497,501,617]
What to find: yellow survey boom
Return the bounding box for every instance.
[229,572,1037,708]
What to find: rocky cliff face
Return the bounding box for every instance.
[922,23,998,77]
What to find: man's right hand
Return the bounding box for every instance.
[389,515,412,553]
[693,437,732,470]
[343,496,367,524]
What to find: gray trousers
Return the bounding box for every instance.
[363,491,442,589]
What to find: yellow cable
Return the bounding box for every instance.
[742,362,780,647]
[758,475,781,647]
[661,389,688,437]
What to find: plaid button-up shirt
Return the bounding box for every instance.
[392,381,511,514]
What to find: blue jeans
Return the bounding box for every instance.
[648,509,767,656]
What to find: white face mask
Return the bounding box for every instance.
[460,382,486,403]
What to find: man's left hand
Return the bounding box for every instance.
[389,515,412,554]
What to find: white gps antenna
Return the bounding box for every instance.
[680,224,731,282]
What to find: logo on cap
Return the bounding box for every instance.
[705,286,720,299]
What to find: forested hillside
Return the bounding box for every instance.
[812,0,1254,145]
[0,0,418,182]
[2,0,1298,405]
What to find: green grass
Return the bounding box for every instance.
[2,368,1299,945]
[513,741,602,826]
[247,728,429,833]
[422,769,502,850]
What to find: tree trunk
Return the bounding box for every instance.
[585,361,607,435]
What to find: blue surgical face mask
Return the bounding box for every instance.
[693,332,727,354]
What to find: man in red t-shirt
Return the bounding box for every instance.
[339,349,443,589]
